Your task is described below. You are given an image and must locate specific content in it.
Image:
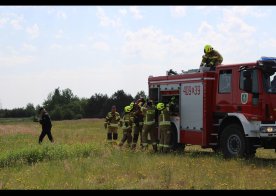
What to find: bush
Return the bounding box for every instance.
[0,143,99,168]
[74,114,83,120]
[63,109,74,120]
[50,106,64,121]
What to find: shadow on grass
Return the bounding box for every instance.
[243,157,276,168]
[181,149,276,167]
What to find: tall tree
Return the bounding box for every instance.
[134,90,147,101]
[110,90,133,115]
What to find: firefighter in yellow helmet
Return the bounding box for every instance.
[157,102,173,153]
[104,105,121,144]
[141,99,158,152]
[118,106,133,147]
[200,44,223,71]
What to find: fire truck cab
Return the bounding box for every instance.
[148,57,276,158]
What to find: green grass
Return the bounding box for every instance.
[0,118,276,189]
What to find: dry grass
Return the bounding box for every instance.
[0,118,275,189]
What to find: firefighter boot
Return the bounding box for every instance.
[107,133,112,144]
[131,143,137,150]
[132,134,139,149]
[119,134,127,147]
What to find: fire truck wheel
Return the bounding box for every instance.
[220,124,246,158]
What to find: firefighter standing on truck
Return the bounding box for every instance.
[131,98,145,149]
[200,44,223,71]
[157,102,173,153]
[118,106,133,147]
[141,99,158,152]
[104,105,120,144]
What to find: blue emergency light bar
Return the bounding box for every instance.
[260,56,276,61]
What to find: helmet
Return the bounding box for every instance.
[156,102,165,111]
[124,106,131,113]
[204,44,213,53]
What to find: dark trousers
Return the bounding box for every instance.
[39,127,54,143]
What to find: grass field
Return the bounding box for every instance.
[0,118,276,189]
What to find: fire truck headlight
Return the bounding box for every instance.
[260,126,276,133]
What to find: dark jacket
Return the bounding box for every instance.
[39,112,52,130]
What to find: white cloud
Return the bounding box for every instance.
[55,29,64,39]
[0,13,24,29]
[218,8,256,38]
[9,14,24,30]
[26,24,40,39]
[50,43,62,50]
[96,6,121,28]
[93,41,110,51]
[22,43,37,52]
[170,6,187,18]
[119,8,127,16]
[56,10,67,19]
[0,55,34,67]
[47,7,68,19]
[122,27,169,60]
[129,6,143,19]
[230,6,268,18]
[0,17,8,27]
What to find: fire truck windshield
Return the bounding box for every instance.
[263,71,276,93]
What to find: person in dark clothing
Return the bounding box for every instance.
[38,107,54,144]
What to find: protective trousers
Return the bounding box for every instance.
[39,127,54,144]
[159,125,171,153]
[119,128,132,147]
[107,127,118,143]
[132,124,143,149]
[142,124,157,152]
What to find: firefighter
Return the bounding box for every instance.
[38,107,54,144]
[131,98,145,149]
[156,102,172,153]
[104,105,120,144]
[141,99,158,152]
[200,44,223,71]
[119,106,133,147]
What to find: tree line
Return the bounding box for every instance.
[0,88,147,121]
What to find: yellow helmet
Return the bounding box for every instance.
[204,44,213,53]
[156,102,165,111]
[124,106,131,113]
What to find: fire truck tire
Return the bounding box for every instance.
[220,124,247,158]
[244,139,256,159]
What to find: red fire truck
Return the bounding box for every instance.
[148,57,276,158]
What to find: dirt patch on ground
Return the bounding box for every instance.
[0,124,38,136]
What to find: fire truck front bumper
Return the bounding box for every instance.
[259,125,276,149]
[259,126,276,137]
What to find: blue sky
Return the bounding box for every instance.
[0,6,276,109]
